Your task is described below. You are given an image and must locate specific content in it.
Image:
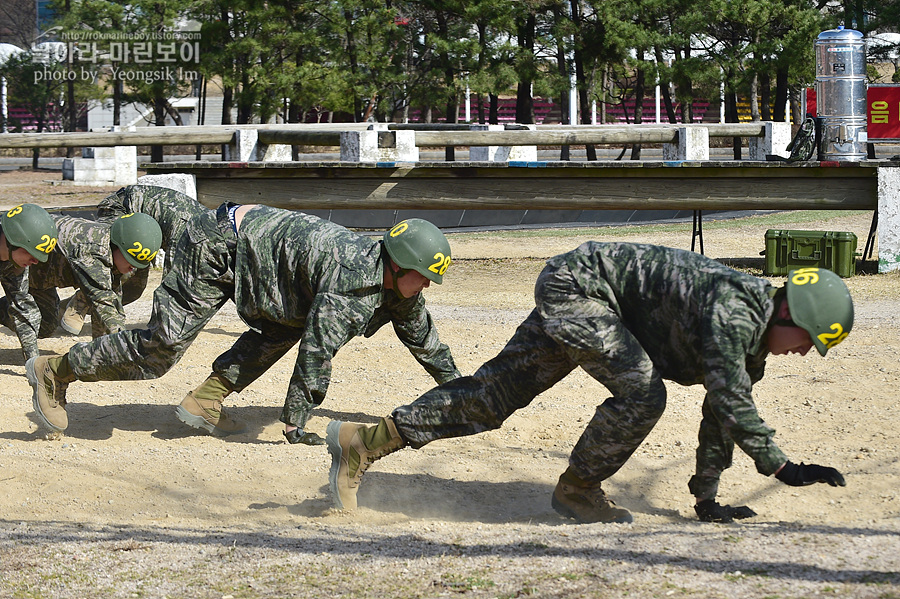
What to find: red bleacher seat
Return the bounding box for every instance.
[5,106,63,132]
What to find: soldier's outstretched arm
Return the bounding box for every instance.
[775,461,846,487]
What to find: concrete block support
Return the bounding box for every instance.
[136,173,198,200]
[468,124,538,162]
[225,129,292,162]
[62,127,138,186]
[663,127,710,161]
[748,121,792,160]
[877,166,900,273]
[340,126,418,162]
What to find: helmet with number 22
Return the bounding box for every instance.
[785,267,854,356]
[110,213,163,269]
[383,218,451,284]
[1,203,58,263]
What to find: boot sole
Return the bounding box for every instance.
[325,420,346,509]
[551,493,634,524]
[174,405,244,437]
[25,358,64,433]
[59,318,85,335]
[57,297,85,335]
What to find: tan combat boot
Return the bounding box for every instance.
[25,355,76,432]
[58,290,91,335]
[326,417,406,510]
[175,374,245,437]
[551,468,633,524]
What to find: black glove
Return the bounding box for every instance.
[775,461,846,487]
[283,429,326,446]
[694,499,757,523]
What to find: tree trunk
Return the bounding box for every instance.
[760,71,771,121]
[631,58,645,160]
[151,96,165,162]
[556,7,570,160]
[515,11,536,124]
[750,70,760,121]
[774,66,789,121]
[477,22,488,124]
[343,7,362,121]
[726,89,741,160]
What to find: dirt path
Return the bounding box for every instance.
[0,189,897,598]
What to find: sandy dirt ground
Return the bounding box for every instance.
[0,169,898,598]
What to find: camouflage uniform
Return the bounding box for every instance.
[95,185,209,304]
[392,242,788,501]
[66,204,459,428]
[0,215,125,339]
[0,246,42,361]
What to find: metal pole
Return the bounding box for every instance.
[465,84,471,123]
[1,76,7,133]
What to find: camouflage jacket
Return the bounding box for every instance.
[547,241,787,475]
[235,206,459,410]
[29,215,125,333]
[0,253,41,359]
[97,185,209,270]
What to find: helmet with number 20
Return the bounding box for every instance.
[383,219,451,284]
[110,213,163,269]
[1,203,58,263]
[785,267,854,356]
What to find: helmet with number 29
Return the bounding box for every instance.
[785,267,854,356]
[110,213,163,269]
[1,203,58,263]
[383,218,451,284]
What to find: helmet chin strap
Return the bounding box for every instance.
[383,251,410,299]
[770,288,795,327]
[2,232,16,262]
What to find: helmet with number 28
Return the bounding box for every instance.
[785,267,854,356]
[383,218,451,284]
[1,203,58,263]
[110,213,163,269]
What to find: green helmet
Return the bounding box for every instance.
[1,203,58,263]
[110,213,162,269]
[383,218,451,284]
[785,267,854,356]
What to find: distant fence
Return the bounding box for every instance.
[411,97,714,125]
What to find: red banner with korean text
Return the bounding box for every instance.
[867,84,900,140]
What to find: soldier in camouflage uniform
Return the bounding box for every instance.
[326,242,853,523]
[26,204,459,444]
[58,185,209,334]
[0,204,59,363]
[11,213,162,341]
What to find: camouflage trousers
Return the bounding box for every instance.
[66,204,308,425]
[0,288,59,339]
[0,285,123,339]
[393,262,667,486]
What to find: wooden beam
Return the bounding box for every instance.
[0,129,235,148]
[413,129,680,147]
[145,161,877,212]
[0,123,770,150]
[257,130,342,146]
[192,177,873,211]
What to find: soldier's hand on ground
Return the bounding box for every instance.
[694,499,757,523]
[283,429,326,446]
[775,461,846,487]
